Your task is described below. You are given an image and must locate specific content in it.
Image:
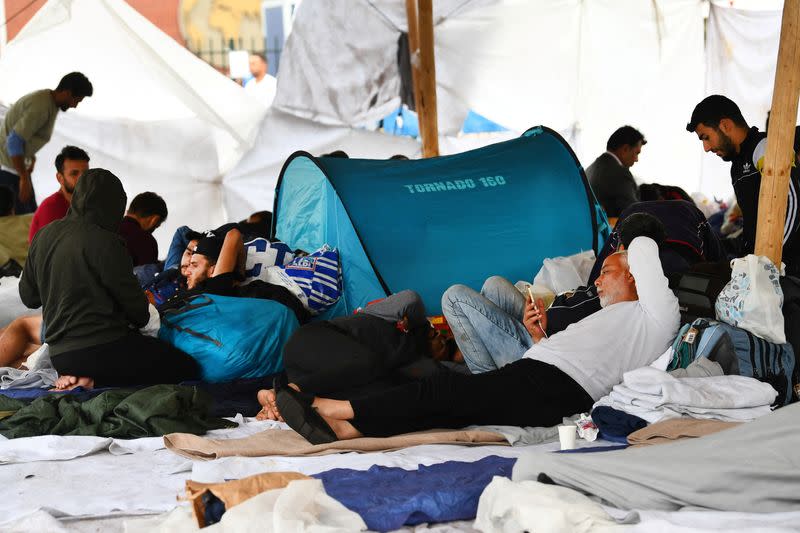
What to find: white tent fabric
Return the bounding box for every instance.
[703,1,795,200]
[0,0,266,251]
[275,0,707,195]
[223,108,421,221]
[268,0,794,208]
[223,108,521,221]
[574,0,706,196]
[0,0,792,251]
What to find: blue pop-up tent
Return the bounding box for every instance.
[273,126,609,316]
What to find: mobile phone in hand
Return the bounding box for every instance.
[526,286,547,338]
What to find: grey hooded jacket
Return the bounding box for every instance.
[19,168,149,356]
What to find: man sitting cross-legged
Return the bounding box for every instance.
[259,237,679,444]
[19,169,200,390]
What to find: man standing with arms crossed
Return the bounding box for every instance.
[0,72,93,214]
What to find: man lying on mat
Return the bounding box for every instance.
[258,236,679,444]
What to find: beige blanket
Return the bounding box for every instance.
[185,471,310,527]
[627,418,741,446]
[165,427,508,460]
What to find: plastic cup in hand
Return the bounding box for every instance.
[558,425,577,450]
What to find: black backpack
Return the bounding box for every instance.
[670,262,732,325]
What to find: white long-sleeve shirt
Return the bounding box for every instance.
[524,237,680,401]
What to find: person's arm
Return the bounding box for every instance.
[753,137,799,246]
[163,226,194,271]
[627,236,679,327]
[6,132,33,204]
[8,99,50,204]
[94,234,150,328]
[522,296,548,343]
[615,168,639,213]
[212,228,243,277]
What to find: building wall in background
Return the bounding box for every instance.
[3,1,304,74]
[3,0,238,48]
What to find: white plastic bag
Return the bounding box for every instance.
[714,254,785,344]
[532,250,595,295]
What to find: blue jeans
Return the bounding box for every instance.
[441,276,532,373]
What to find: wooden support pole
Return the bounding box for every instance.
[754,0,800,266]
[404,0,424,122]
[414,0,440,158]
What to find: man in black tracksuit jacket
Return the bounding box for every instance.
[686,95,800,275]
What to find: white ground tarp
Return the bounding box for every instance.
[0,0,266,251]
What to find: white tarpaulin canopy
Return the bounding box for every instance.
[0,0,267,250]
[0,0,793,253]
[273,0,791,202]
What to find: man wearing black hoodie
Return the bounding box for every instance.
[20,168,199,389]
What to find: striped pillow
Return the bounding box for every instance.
[282,245,342,314]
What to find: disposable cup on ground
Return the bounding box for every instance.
[558,425,577,450]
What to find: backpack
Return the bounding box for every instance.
[670,262,732,325]
[159,294,300,382]
[669,317,797,406]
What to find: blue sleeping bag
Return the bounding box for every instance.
[159,294,299,382]
[313,455,516,531]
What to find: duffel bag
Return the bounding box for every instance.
[159,294,299,382]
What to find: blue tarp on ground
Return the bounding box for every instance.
[274,126,608,316]
[313,455,516,531]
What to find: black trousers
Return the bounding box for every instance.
[52,333,200,388]
[284,322,387,396]
[349,358,593,437]
[284,321,443,399]
[0,169,37,214]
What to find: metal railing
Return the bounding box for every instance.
[186,36,283,73]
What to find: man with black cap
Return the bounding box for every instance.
[19,168,199,389]
[170,226,309,323]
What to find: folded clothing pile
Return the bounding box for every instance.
[593,366,777,423]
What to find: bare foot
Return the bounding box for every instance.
[324,416,363,440]
[256,383,301,421]
[52,375,94,391]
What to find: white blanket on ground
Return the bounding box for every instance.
[0,418,796,533]
[593,366,777,423]
[0,415,284,461]
[476,476,800,533]
[0,366,57,389]
[475,476,628,532]
[123,479,367,533]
